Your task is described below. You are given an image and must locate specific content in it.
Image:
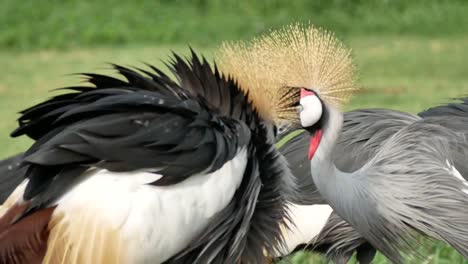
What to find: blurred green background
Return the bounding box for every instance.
[1,0,468,263]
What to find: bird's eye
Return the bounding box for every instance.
[278,123,291,134]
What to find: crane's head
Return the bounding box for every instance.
[216,23,357,158]
[297,87,327,159]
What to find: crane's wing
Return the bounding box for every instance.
[0,153,24,203]
[335,108,420,171]
[11,60,250,206]
[417,97,468,178]
[419,116,468,179]
[278,102,468,263]
[344,121,468,263]
[419,97,468,118]
[0,53,261,264]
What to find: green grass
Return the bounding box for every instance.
[0,36,468,263]
[1,0,468,50]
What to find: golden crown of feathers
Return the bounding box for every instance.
[216,23,358,123]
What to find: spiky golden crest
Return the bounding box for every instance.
[216,23,358,123]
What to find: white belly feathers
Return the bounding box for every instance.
[275,203,333,257]
[48,148,248,263]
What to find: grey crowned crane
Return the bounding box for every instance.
[274,106,468,263]
[0,51,298,263]
[217,24,468,264]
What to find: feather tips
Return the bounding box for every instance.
[43,210,124,264]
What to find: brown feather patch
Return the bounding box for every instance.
[0,179,126,264]
[0,202,55,264]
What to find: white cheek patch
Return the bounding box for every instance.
[300,96,323,127]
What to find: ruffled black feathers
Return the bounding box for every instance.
[9,50,292,263]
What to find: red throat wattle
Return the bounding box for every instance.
[308,129,322,160]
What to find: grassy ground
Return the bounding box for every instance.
[0,36,467,262]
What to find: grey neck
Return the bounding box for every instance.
[310,105,343,171]
[310,106,350,206]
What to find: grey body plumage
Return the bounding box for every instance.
[277,99,468,263]
[305,100,468,264]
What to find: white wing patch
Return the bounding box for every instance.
[48,148,248,264]
[446,159,468,195]
[274,203,333,257]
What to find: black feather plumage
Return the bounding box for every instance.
[419,97,468,118]
[169,120,293,264]
[8,50,291,263]
[0,153,24,203]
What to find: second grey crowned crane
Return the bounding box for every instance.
[218,23,468,263]
[290,27,468,263]
[274,108,418,263]
[275,104,468,263]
